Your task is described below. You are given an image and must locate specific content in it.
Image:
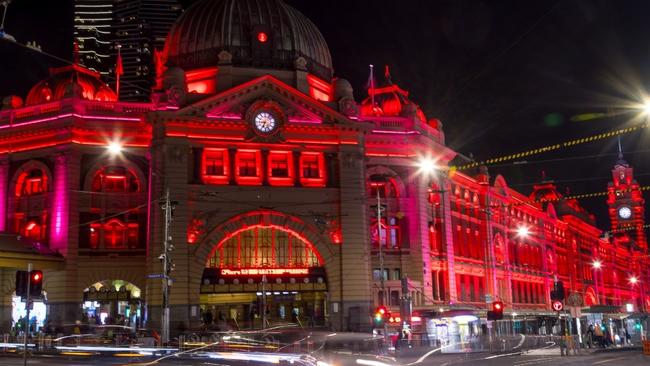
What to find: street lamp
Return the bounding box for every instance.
[516,225,530,239]
[592,260,602,305]
[107,141,123,155]
[417,156,438,177]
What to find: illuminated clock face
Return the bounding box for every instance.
[618,206,632,219]
[254,112,277,134]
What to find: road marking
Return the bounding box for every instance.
[483,351,522,359]
[592,356,630,365]
[514,357,558,366]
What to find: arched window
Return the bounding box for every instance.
[15,169,48,197]
[91,166,140,193]
[206,226,322,268]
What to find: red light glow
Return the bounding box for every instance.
[257,32,268,43]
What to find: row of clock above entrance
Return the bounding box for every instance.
[199,148,331,187]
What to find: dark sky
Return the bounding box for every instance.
[2,0,650,230]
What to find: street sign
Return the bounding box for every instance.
[484,294,493,303]
[147,273,166,279]
[552,300,564,311]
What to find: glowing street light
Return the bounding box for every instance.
[417,156,438,176]
[629,276,638,285]
[643,100,650,116]
[107,141,123,155]
[592,260,602,269]
[516,225,530,238]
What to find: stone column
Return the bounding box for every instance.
[146,119,200,336]
[47,148,83,326]
[334,145,372,331]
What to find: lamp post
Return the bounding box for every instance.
[592,260,602,305]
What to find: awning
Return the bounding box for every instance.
[581,305,622,314]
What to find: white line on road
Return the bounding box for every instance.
[483,351,522,359]
[514,357,558,366]
[592,356,632,365]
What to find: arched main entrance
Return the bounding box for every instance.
[200,224,328,329]
[82,280,143,328]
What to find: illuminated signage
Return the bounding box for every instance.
[220,268,309,276]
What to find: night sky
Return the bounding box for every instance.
[2,0,650,230]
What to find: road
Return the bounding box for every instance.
[0,351,647,366]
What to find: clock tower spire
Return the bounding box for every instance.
[607,140,647,251]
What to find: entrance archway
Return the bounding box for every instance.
[82,280,143,328]
[200,223,328,329]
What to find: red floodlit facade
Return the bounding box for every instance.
[0,0,646,336]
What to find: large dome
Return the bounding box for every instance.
[165,0,333,80]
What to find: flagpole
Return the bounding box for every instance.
[369,64,375,108]
[116,44,122,99]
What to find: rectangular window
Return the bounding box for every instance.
[299,152,326,187]
[235,150,262,185]
[202,148,230,184]
[393,268,401,281]
[267,151,294,186]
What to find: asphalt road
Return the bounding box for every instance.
[0,351,646,366]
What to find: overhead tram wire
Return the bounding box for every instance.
[449,121,649,173]
[3,38,153,96]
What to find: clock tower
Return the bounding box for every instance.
[607,143,647,252]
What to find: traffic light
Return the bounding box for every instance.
[551,281,565,301]
[635,321,642,330]
[487,301,504,320]
[15,270,28,298]
[29,270,43,298]
[374,305,389,326]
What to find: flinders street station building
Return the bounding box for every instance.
[0,0,647,343]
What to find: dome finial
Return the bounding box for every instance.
[617,136,623,160]
[384,65,392,85]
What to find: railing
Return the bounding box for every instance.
[0,99,153,128]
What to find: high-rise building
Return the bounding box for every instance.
[113,0,182,101]
[74,0,114,76]
[74,0,182,101]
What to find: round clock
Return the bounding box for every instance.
[618,206,632,219]
[253,111,277,134]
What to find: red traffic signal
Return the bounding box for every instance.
[29,270,43,298]
[375,305,388,316]
[492,301,504,312]
[31,270,42,283]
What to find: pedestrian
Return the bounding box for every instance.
[625,328,631,345]
[586,324,594,348]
